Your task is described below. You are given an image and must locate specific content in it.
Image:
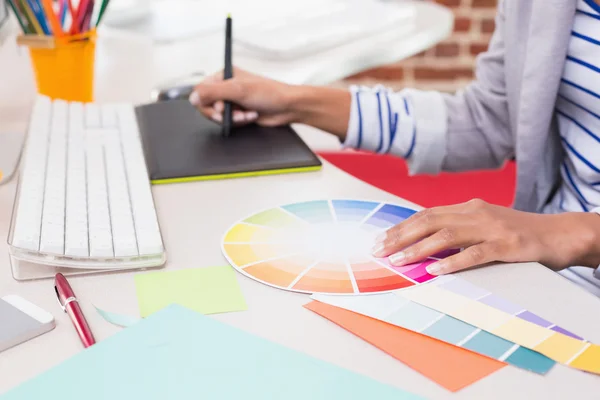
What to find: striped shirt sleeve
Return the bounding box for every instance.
[344,85,417,158]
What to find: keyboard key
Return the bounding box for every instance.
[65,103,89,258]
[12,95,52,251]
[40,100,68,255]
[85,103,101,128]
[117,105,164,256]
[40,224,65,255]
[104,128,138,257]
[101,104,118,128]
[69,102,84,134]
[86,130,114,258]
[51,99,68,134]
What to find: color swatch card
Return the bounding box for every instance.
[134,266,247,317]
[222,199,457,294]
[311,293,555,374]
[305,300,505,392]
[403,276,600,374]
[1,305,424,400]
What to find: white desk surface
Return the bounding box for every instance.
[2,3,600,398]
[1,153,600,399]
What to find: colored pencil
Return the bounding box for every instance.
[59,0,67,28]
[8,0,109,39]
[95,0,110,27]
[18,0,43,34]
[6,0,29,33]
[73,0,89,33]
[26,0,50,34]
[80,0,94,32]
[40,0,64,36]
[13,0,36,33]
[67,0,78,34]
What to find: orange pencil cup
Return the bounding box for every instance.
[26,30,97,102]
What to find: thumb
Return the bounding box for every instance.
[189,79,245,107]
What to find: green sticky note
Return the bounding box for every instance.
[134,266,247,317]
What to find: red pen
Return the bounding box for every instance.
[54,273,96,348]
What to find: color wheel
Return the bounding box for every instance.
[222,199,457,295]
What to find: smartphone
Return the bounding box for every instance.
[0,295,55,353]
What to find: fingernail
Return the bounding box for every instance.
[375,232,387,243]
[246,111,258,120]
[233,114,244,122]
[212,113,222,122]
[189,91,200,105]
[426,262,444,275]
[371,243,386,257]
[389,252,405,266]
[215,102,224,112]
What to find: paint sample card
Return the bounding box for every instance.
[312,293,555,374]
[305,300,505,392]
[222,199,458,294]
[134,266,248,317]
[403,276,600,374]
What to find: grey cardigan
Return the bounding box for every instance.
[405,0,577,212]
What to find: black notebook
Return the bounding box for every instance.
[134,100,322,184]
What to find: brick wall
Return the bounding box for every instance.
[341,0,498,93]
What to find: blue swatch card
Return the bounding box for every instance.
[1,305,423,400]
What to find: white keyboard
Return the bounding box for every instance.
[8,95,165,273]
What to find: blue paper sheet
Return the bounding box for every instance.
[1,305,423,400]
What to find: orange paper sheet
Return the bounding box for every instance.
[305,300,505,392]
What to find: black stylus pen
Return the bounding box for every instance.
[222,13,233,137]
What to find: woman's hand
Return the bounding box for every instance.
[372,199,600,275]
[189,67,352,137]
[189,68,298,127]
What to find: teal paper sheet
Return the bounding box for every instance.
[2,305,423,400]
